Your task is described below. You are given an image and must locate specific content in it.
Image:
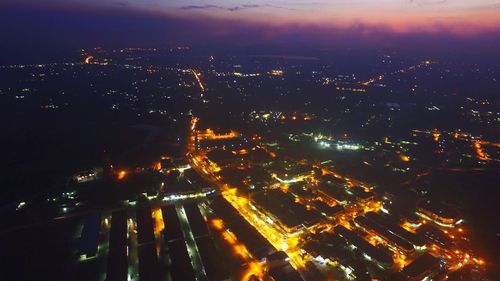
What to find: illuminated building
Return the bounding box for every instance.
[402,253,440,281]
[416,224,452,249]
[209,197,277,260]
[316,182,350,206]
[354,216,416,255]
[266,251,291,269]
[348,186,375,204]
[335,225,394,269]
[313,200,344,218]
[364,212,426,250]
[270,69,284,76]
[73,168,103,183]
[251,189,322,234]
[268,263,304,281]
[416,203,462,228]
[303,237,371,280]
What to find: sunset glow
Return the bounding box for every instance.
[41,0,500,34]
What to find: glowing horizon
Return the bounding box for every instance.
[45,0,500,34]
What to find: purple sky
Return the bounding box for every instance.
[7,0,500,34]
[1,0,500,60]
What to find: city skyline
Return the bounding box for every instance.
[0,2,498,281]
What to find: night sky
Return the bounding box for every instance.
[8,0,500,30]
[1,0,500,62]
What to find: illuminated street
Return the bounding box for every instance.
[1,5,499,280]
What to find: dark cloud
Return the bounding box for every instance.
[227,4,261,12]
[180,4,221,10]
[179,3,293,12]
